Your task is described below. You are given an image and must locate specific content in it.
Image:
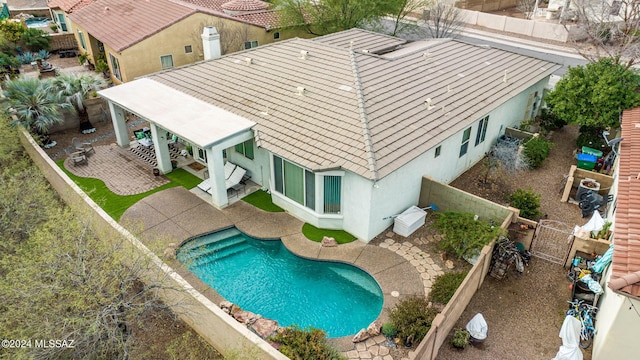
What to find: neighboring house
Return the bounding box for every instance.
[99,28,560,241]
[61,0,309,84]
[6,0,49,17]
[47,0,97,34]
[592,108,640,359]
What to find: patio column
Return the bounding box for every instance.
[150,123,172,174]
[108,101,129,147]
[206,145,228,208]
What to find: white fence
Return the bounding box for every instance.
[459,9,573,42]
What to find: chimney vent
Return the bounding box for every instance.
[299,50,308,59]
[201,26,221,60]
[245,57,253,65]
[296,86,305,96]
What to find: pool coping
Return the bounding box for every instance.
[120,186,424,350]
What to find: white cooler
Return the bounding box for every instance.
[393,206,427,237]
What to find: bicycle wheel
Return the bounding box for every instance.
[579,328,594,349]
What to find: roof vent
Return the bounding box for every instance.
[299,50,308,59]
[422,52,430,59]
[349,40,354,50]
[503,70,508,83]
[447,85,453,92]
[296,86,305,96]
[245,57,253,65]
[424,98,435,110]
[261,106,270,116]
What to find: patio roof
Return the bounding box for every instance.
[98,78,255,148]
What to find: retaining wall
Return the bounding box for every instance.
[411,177,515,359]
[18,129,288,360]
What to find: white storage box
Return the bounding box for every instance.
[393,206,427,237]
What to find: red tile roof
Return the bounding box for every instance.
[221,0,269,11]
[48,0,97,12]
[610,107,640,297]
[175,0,280,28]
[68,0,197,53]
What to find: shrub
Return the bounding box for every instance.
[576,126,607,150]
[434,212,502,259]
[381,322,397,338]
[36,49,50,59]
[17,52,36,64]
[537,108,567,131]
[269,326,345,360]
[20,28,50,52]
[523,136,552,168]
[510,188,542,220]
[389,297,438,344]
[450,328,470,349]
[429,272,467,304]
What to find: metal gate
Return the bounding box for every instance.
[531,220,574,265]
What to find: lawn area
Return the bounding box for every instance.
[57,160,201,221]
[242,189,284,212]
[302,223,356,244]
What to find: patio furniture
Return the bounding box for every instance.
[196,162,238,193]
[65,148,87,166]
[225,166,246,190]
[133,128,153,147]
[72,137,95,155]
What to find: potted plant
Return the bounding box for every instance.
[450,328,470,349]
[171,160,178,170]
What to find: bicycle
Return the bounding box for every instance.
[566,299,598,348]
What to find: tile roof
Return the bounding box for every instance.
[47,0,97,12]
[8,0,47,10]
[609,107,640,297]
[313,28,407,54]
[220,0,269,11]
[174,0,280,28]
[67,0,197,53]
[147,29,560,180]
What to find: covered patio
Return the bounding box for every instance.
[99,78,256,209]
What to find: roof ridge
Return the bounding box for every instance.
[349,50,378,181]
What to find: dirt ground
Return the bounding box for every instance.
[437,124,593,359]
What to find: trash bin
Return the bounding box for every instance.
[576,153,597,170]
[581,146,603,159]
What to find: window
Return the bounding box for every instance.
[77,30,86,50]
[435,145,441,158]
[475,116,489,146]
[160,55,174,70]
[184,45,193,54]
[273,156,341,213]
[273,32,280,40]
[57,13,67,32]
[109,53,121,81]
[459,127,471,157]
[235,140,254,160]
[244,40,259,49]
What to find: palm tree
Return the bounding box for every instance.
[52,73,106,133]
[2,78,70,146]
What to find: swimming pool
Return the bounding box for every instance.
[176,227,383,338]
[25,18,51,28]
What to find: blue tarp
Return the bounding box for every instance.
[592,244,614,274]
[0,4,9,20]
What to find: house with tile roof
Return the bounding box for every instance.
[55,0,309,84]
[591,107,640,359]
[99,28,561,241]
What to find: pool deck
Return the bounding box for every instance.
[121,186,427,358]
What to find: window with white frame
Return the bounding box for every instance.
[475,116,489,146]
[459,127,471,157]
[273,32,280,40]
[435,145,441,158]
[244,40,259,49]
[160,55,174,70]
[77,30,86,50]
[57,13,67,32]
[109,53,121,81]
[273,156,342,214]
[235,140,254,160]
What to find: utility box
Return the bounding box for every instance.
[393,206,426,237]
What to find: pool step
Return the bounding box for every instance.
[186,241,252,267]
[327,267,381,297]
[180,228,243,252]
[179,235,247,260]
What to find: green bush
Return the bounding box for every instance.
[450,328,470,349]
[537,108,567,131]
[381,322,397,338]
[429,272,467,304]
[523,136,552,168]
[389,297,438,344]
[269,326,345,360]
[576,126,607,150]
[510,188,542,220]
[434,212,502,259]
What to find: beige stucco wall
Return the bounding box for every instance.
[69,13,311,84]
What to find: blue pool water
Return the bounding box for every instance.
[25,18,51,28]
[176,228,383,337]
